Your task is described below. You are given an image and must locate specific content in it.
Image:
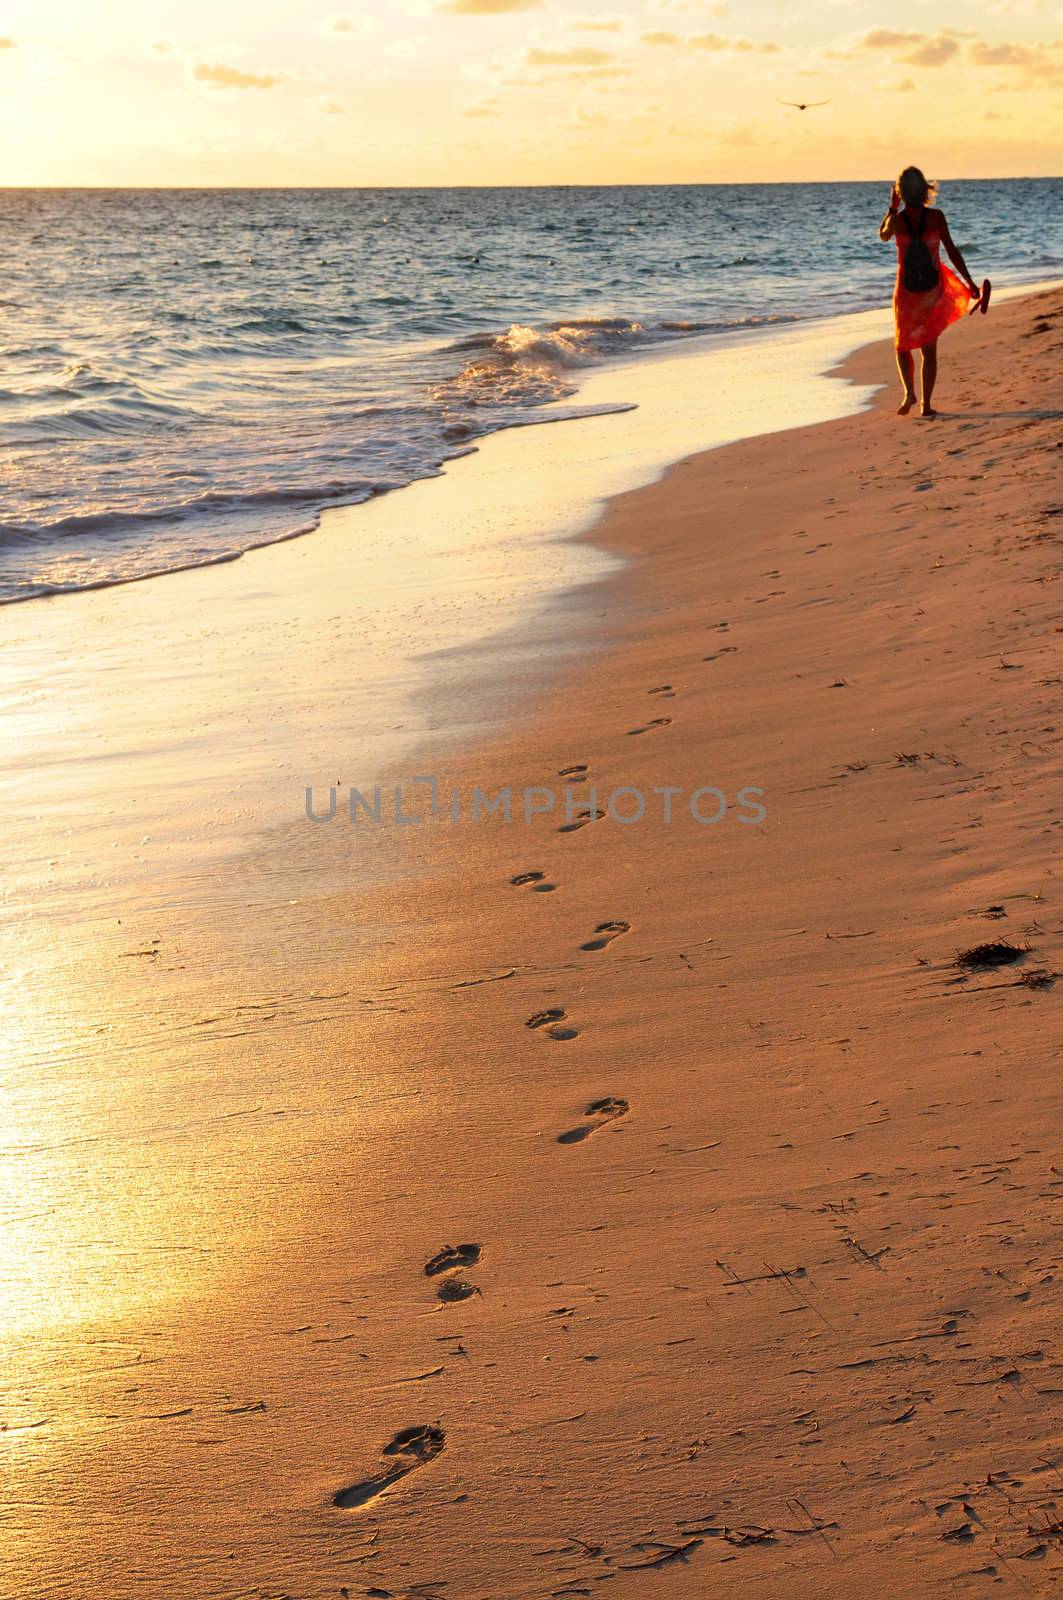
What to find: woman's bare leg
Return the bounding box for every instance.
[895,348,916,414]
[920,342,938,416]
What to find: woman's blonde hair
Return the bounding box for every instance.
[898,166,937,207]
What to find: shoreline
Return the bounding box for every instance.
[6,284,1063,1598]
[4,272,1050,612]
[0,306,871,611]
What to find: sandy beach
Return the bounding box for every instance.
[5,285,1063,1599]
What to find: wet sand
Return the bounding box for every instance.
[4,286,1063,1598]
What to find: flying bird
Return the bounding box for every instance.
[778,99,830,111]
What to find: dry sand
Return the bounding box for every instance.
[8,287,1063,1598]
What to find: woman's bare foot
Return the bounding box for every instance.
[897,392,916,415]
[920,404,937,418]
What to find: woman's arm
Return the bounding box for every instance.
[938,211,977,291]
[878,183,900,242]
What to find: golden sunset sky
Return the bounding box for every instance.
[1,0,1060,186]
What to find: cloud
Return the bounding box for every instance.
[860,28,924,49]
[525,45,615,65]
[969,38,1063,79]
[0,36,15,49]
[900,33,959,66]
[641,29,777,53]
[464,95,501,115]
[439,0,541,12]
[193,62,281,89]
[323,13,353,31]
[827,27,965,65]
[572,16,621,29]
[703,32,777,53]
[824,28,915,59]
[971,40,1038,65]
[319,95,347,113]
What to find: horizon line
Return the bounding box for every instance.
[1,174,1060,194]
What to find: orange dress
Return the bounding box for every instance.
[893,210,973,351]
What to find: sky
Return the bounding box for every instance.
[0,0,1060,186]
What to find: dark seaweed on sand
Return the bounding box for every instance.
[955,940,1027,970]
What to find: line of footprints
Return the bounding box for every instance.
[332,698,676,1514]
[551,684,678,830]
[514,758,634,1147]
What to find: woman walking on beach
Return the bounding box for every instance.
[879,166,986,417]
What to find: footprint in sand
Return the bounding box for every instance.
[557,807,605,833]
[558,764,589,781]
[580,920,630,952]
[333,1423,446,1509]
[424,1242,482,1277]
[436,1277,481,1304]
[557,1097,629,1145]
[648,684,675,697]
[425,1243,483,1306]
[626,717,671,737]
[526,1008,579,1041]
[511,870,557,893]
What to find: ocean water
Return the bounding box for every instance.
[1,180,1059,604]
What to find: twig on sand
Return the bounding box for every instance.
[729,1264,806,1286]
[714,1258,752,1296]
[787,1496,838,1557]
[616,1537,702,1569]
[563,1534,603,1558]
[870,1316,960,1347]
[723,1525,775,1548]
[844,1235,889,1268]
[764,1259,837,1331]
[1028,1515,1063,1538]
